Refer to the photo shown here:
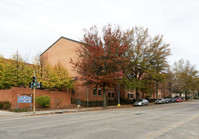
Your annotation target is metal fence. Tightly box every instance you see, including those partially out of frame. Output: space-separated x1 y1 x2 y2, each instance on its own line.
72 98 157 107
71 98 119 107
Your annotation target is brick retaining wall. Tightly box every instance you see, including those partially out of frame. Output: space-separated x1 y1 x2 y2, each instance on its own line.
0 87 71 109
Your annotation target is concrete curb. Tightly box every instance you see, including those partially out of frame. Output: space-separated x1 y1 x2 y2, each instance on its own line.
21 105 134 116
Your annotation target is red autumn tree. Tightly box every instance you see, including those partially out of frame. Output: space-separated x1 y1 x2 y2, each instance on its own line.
71 25 129 108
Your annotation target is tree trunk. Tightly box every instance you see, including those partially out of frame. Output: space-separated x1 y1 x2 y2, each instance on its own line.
156 81 159 99
103 84 107 109
185 90 188 100
142 91 145 99
136 87 139 99
169 88 171 98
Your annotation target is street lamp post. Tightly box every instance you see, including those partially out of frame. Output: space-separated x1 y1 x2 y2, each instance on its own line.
87 85 89 108
117 84 120 107
117 70 122 107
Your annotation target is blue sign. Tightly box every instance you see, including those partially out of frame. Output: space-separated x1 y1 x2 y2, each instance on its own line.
18 95 32 103
17 95 32 110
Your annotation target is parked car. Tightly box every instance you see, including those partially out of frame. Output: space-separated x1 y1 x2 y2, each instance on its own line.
134 99 149 106
171 98 177 103
164 98 172 103
155 98 166 104
176 97 183 102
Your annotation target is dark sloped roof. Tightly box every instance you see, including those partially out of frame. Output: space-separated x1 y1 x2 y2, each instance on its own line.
40 36 81 56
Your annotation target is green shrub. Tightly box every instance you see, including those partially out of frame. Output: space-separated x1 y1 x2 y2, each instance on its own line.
0 102 3 109
10 108 28 112
36 95 51 108
3 101 11 109
185 96 190 100
0 101 11 109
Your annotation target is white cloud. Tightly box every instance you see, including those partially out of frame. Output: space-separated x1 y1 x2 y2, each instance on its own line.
0 0 199 68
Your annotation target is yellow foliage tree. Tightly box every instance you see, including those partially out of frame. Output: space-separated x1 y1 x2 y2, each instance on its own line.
33 55 74 90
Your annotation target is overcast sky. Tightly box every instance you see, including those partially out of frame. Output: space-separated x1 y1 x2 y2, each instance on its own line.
0 0 199 68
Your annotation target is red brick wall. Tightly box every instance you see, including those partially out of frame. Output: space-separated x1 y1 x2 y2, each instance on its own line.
41 37 81 77
41 37 172 101
0 89 12 102
71 85 117 101
0 87 71 109
41 38 119 102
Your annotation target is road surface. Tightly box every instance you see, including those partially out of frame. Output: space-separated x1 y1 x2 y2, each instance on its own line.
0 100 199 139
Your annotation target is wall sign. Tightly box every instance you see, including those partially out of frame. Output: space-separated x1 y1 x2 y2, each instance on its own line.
17 95 32 110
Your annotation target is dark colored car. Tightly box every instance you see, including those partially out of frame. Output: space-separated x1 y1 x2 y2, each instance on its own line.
134 99 149 106
155 98 166 104
171 98 177 103
164 98 172 103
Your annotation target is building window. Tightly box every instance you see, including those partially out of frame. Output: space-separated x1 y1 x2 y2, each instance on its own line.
131 94 133 98
93 88 97 96
128 93 133 98
112 93 115 98
72 89 75 94
108 92 111 98
98 89 102 96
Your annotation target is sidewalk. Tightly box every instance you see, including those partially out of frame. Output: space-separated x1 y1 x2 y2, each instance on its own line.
14 100 198 116
0 110 22 117
1 101 194 117
20 104 133 116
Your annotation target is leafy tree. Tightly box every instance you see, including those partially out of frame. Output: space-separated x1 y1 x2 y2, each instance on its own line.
71 25 129 108
172 59 198 99
1 60 17 88
0 52 33 89
12 52 34 87
0 52 73 90
54 63 74 89
10 51 25 87
165 66 174 98
125 27 170 99
140 75 155 98
0 57 22 89
148 37 170 98
0 58 4 88
33 55 74 90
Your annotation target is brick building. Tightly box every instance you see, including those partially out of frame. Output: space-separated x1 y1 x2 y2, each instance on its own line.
41 37 171 102
41 37 117 102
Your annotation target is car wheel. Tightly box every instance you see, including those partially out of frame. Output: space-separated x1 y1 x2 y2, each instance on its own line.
142 103 144 106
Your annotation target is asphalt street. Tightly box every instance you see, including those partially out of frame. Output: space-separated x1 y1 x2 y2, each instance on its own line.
0 100 199 139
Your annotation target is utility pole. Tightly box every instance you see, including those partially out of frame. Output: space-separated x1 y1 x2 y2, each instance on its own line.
33 86 36 114
33 71 36 114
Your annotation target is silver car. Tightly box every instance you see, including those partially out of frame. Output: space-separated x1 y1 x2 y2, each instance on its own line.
134 99 149 106
155 98 166 104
